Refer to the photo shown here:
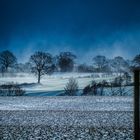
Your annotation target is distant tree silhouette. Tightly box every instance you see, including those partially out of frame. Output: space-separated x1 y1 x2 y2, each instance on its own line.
30 51 53 83
132 54 140 68
57 52 76 72
111 56 129 75
0 50 17 73
77 64 94 72
92 55 108 72
0 65 5 77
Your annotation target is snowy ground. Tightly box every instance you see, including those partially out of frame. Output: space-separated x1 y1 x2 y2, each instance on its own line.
0 96 134 139
0 96 133 111
0 73 134 139
0 72 133 96
0 72 117 91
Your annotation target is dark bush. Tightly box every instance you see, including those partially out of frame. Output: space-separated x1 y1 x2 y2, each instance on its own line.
83 85 91 95
82 80 109 96
0 83 25 96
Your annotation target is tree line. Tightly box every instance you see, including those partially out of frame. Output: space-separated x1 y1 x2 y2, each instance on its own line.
0 50 140 83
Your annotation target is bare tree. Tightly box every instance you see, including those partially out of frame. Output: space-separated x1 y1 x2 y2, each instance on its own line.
57 52 76 72
64 77 79 96
93 55 108 72
0 50 17 73
0 65 5 77
132 54 140 68
30 51 53 83
111 56 129 75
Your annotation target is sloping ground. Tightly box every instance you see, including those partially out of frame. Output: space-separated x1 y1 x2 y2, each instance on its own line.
0 72 117 92
0 97 134 139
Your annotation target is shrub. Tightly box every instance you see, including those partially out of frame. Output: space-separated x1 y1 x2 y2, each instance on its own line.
82 80 109 96
83 85 91 95
0 83 25 96
64 77 79 96
82 81 98 96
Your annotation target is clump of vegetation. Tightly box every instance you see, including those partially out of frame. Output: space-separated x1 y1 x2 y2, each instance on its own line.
82 71 133 96
0 83 25 96
82 80 108 96
110 73 132 96
64 77 79 96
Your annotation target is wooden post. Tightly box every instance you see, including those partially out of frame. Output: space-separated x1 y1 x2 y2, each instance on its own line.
134 69 139 140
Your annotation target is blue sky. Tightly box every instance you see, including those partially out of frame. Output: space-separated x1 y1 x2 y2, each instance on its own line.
0 0 140 63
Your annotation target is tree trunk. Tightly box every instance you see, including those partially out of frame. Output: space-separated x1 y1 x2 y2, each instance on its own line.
38 71 41 84
5 64 8 73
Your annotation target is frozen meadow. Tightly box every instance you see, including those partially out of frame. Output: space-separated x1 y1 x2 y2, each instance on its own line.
0 72 114 90
0 96 134 139
0 72 134 139
0 72 133 96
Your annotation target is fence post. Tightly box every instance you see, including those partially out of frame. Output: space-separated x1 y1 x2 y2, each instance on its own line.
134 69 139 140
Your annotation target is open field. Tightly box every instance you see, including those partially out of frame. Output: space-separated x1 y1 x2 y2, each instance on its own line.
0 96 134 139
0 72 134 96
0 72 116 91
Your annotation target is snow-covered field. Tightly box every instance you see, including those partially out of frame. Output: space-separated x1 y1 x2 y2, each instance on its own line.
0 72 131 96
0 72 116 91
0 96 134 139
0 96 133 111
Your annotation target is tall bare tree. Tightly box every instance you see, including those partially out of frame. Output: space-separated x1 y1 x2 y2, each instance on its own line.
57 52 76 72
30 51 53 83
0 50 17 73
93 55 108 72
